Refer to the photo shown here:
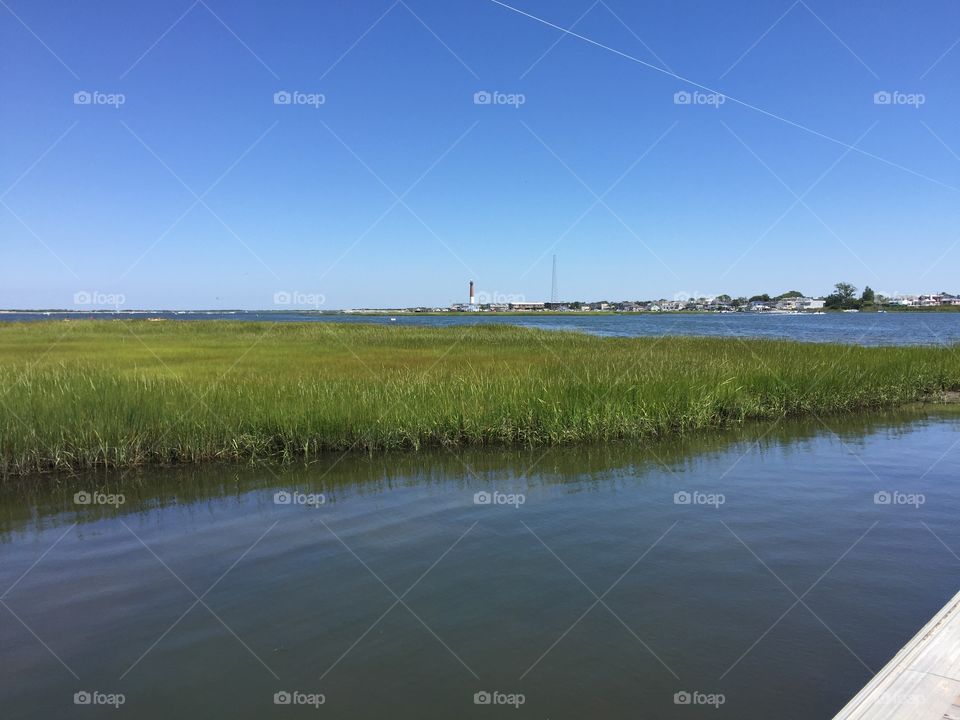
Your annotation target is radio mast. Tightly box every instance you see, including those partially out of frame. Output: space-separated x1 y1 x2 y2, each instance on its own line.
550 255 558 303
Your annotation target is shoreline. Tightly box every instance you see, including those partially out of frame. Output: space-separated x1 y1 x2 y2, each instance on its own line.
4 306 960 317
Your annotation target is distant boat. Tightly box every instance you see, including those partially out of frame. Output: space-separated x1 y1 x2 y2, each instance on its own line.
389 317 397 322
842 309 859 313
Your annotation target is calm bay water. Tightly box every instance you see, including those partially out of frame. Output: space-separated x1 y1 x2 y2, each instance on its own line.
4 310 960 345
2 410 959 719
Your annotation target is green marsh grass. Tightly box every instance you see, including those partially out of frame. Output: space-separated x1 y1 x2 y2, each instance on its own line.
1 320 958 477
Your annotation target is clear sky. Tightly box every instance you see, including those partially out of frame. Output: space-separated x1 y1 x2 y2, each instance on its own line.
3 0 960 309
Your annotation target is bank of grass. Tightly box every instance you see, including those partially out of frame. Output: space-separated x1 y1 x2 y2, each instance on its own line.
1 320 959 477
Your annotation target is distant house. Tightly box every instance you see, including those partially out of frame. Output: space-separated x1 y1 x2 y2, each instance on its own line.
889 293 959 307
705 298 731 311
509 302 546 311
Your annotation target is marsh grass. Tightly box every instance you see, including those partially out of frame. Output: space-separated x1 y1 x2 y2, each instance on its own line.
1 320 958 477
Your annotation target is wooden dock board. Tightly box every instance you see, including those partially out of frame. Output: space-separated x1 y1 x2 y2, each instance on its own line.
833 588 960 719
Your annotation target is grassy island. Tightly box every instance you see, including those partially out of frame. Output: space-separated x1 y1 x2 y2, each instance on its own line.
1 320 959 477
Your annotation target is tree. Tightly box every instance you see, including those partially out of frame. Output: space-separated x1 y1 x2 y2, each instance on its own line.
716 294 732 303
835 282 857 301
748 294 771 303
776 290 804 299
861 286 875 304
825 281 859 309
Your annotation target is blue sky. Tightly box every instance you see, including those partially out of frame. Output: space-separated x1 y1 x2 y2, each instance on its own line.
3 0 960 309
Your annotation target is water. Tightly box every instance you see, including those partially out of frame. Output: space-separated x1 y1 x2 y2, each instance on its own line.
2 410 959 719
3 310 960 346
